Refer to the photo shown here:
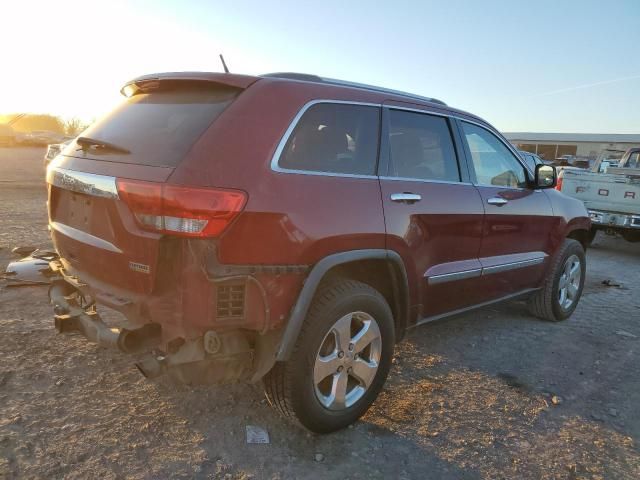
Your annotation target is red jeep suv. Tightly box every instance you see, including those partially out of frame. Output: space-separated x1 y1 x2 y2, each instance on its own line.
46 72 591 432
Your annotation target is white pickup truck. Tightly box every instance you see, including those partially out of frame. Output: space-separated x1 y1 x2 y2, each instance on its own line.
558 148 640 243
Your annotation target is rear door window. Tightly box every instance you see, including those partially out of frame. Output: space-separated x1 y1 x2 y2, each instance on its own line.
387 110 460 182
278 103 380 175
77 83 239 167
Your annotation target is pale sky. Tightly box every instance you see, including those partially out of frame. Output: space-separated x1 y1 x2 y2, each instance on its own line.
1 0 639 133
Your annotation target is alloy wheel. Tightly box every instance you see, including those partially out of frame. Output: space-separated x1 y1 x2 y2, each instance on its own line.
313 311 382 410
558 254 582 310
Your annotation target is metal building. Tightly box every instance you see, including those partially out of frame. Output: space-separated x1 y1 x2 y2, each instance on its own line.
503 132 640 162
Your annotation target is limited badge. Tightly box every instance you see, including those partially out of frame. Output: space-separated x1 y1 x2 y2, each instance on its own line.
129 261 150 274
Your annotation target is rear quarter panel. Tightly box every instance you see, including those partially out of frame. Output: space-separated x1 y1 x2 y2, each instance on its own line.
168 80 387 329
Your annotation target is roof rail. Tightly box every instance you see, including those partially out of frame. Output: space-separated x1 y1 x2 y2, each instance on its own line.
261 72 447 106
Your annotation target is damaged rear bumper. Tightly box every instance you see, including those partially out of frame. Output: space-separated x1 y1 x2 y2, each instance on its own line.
49 279 162 353
48 270 264 385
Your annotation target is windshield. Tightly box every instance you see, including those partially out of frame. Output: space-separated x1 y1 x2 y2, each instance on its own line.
77 83 239 167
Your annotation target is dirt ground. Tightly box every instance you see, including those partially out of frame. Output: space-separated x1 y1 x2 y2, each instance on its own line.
1 147 639 479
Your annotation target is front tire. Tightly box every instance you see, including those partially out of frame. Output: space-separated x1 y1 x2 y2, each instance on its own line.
528 238 586 322
264 279 395 433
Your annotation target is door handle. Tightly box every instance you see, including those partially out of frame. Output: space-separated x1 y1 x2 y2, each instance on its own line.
391 193 422 204
487 197 508 206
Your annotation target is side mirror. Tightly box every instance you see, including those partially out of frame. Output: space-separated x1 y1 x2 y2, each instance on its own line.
534 164 556 189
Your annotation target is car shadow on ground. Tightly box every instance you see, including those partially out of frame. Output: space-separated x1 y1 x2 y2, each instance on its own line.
153 297 639 479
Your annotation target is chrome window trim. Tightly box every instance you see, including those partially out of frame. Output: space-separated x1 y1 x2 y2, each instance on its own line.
384 105 534 187
46 166 119 199
269 99 533 186
379 176 472 186
270 99 382 179
49 221 123 254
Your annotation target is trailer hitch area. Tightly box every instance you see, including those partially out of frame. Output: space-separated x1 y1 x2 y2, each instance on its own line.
135 330 254 384
48 279 161 354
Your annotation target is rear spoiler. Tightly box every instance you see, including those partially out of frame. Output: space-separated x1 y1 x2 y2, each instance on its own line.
120 72 260 97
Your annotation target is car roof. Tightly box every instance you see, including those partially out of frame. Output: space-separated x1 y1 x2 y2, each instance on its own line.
261 72 447 106
121 71 489 126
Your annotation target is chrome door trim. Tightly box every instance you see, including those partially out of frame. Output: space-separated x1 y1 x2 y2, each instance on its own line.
481 257 545 275
428 268 482 285
49 221 123 253
270 99 382 179
47 166 119 199
426 254 547 285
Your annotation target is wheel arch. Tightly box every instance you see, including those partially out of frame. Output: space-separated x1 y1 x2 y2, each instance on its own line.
567 227 592 251
276 249 409 361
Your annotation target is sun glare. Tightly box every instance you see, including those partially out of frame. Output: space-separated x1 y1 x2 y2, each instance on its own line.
0 0 250 123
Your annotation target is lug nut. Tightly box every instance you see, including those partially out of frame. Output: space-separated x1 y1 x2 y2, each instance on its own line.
338 351 345 358
348 343 354 351
337 366 344 373
347 367 353 374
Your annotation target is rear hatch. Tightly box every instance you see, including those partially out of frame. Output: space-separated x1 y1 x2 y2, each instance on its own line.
47 74 254 295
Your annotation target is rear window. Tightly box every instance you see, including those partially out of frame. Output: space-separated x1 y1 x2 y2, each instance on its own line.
77 83 239 167
278 103 380 175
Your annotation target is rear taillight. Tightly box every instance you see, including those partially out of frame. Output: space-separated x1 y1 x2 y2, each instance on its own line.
116 179 247 237
555 175 563 191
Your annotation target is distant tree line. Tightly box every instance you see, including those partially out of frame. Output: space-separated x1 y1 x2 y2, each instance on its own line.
0 113 90 136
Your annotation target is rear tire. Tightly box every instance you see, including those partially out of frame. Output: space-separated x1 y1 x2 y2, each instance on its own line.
263 279 395 433
622 230 640 243
528 238 586 322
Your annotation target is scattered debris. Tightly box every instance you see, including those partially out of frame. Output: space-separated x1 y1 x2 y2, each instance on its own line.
608 408 618 417
601 279 622 287
616 330 638 339
314 453 325 462
11 245 38 257
2 249 59 287
245 425 270 444
551 395 563 405
591 413 604 422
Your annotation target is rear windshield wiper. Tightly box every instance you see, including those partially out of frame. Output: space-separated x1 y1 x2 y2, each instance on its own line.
76 136 131 154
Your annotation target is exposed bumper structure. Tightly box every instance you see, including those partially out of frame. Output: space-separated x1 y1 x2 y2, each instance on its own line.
49 279 162 354
48 272 259 385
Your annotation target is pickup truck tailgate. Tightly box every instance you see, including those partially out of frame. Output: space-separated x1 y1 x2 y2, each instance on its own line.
561 170 640 215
